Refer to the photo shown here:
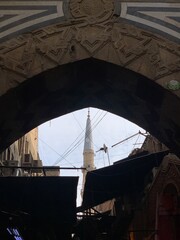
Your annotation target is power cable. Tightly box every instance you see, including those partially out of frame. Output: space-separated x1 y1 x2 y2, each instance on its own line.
53 110 108 166
60 111 108 163
53 110 102 165
132 134 140 151
61 111 107 161
72 112 83 130
39 137 76 168
53 109 103 165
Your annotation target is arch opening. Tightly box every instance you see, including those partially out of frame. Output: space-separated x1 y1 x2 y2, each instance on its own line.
0 58 180 155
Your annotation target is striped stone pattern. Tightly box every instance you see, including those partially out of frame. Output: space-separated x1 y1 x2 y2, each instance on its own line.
119 3 180 42
0 1 64 42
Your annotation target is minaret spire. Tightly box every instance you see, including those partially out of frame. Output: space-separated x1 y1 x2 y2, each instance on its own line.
83 108 94 153
81 108 95 198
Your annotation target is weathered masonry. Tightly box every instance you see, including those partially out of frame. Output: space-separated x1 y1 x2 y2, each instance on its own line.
0 0 179 155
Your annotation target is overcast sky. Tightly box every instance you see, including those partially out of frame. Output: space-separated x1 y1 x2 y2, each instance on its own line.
38 107 146 205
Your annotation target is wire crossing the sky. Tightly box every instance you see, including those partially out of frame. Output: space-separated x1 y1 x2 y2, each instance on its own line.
53 110 108 166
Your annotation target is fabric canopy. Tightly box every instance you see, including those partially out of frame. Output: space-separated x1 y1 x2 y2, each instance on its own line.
81 151 169 210
0 176 78 226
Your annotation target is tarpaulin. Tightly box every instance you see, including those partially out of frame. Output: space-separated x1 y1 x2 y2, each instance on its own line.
0 176 78 226
81 151 169 210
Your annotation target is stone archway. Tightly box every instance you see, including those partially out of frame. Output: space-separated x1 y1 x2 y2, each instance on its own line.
0 1 179 98
0 21 179 98
0 58 180 156
0 0 179 154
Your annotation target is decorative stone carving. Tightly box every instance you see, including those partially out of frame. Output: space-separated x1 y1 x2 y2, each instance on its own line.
70 0 114 23
75 24 111 55
118 2 180 43
0 17 179 97
0 1 65 43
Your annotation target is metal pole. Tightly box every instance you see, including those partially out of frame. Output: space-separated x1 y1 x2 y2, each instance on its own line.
0 166 86 170
155 193 159 240
111 132 140 148
107 148 110 166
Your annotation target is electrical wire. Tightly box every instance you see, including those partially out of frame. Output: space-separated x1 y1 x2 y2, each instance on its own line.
72 112 83 130
53 110 108 166
60 111 107 163
132 134 140 152
60 111 107 162
39 137 76 167
53 110 102 165
53 109 103 165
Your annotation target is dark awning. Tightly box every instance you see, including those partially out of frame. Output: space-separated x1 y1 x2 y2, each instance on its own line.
81 151 169 210
0 176 78 227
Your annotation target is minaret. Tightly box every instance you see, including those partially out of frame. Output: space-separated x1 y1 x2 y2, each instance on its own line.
81 108 95 197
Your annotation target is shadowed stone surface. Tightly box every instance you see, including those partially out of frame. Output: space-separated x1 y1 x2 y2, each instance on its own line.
0 0 179 156
0 59 180 156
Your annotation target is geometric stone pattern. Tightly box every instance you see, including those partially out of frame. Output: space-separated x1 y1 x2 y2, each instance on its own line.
0 19 179 96
0 1 179 43
0 1 65 42
118 2 180 43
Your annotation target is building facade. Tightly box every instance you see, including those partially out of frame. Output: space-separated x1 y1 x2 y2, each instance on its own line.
0 128 42 176
128 153 180 240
